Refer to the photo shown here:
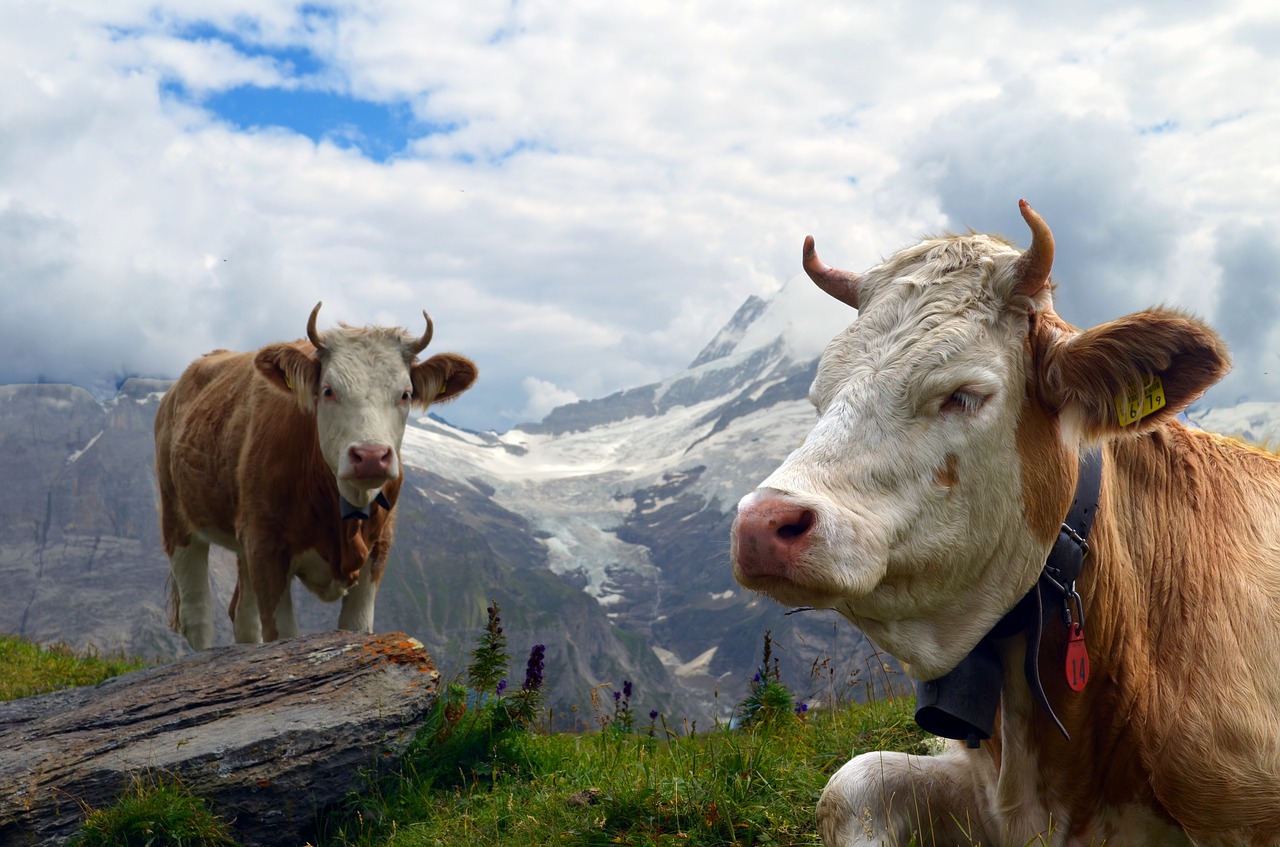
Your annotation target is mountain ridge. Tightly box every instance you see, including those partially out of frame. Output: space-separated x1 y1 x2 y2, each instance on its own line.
3 277 1276 721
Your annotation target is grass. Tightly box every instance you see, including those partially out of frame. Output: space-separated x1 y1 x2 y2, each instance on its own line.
0 634 150 701
0 621 930 847
314 694 925 847
66 774 241 847
313 621 929 847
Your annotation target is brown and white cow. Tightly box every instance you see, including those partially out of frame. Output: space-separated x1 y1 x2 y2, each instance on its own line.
730 201 1280 845
155 303 476 649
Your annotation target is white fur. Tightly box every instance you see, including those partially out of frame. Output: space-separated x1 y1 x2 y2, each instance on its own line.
314 330 414 507
742 245 1052 679
170 542 215 650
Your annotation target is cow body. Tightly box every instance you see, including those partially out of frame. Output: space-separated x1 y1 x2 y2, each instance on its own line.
155 304 476 649
731 202 1280 845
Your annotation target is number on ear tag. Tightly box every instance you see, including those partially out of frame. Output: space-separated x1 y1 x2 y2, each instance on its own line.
1065 623 1090 692
1114 375 1166 426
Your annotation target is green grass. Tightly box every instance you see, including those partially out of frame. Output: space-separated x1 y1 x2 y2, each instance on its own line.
0 634 150 701
314 693 927 847
67 773 242 847
0 629 931 847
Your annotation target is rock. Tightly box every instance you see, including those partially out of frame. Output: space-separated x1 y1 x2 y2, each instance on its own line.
0 631 439 847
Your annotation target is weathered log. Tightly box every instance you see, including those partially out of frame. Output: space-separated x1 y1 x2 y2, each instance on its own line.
0 631 439 847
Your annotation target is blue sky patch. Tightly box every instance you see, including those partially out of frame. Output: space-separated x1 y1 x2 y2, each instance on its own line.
156 17 460 162
197 85 446 161
161 14 455 161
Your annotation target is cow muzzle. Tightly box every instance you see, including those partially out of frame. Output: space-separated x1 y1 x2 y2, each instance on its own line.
732 488 817 585
341 441 398 485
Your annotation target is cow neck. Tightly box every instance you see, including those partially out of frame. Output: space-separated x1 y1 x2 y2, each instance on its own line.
913 447 1103 748
340 489 393 521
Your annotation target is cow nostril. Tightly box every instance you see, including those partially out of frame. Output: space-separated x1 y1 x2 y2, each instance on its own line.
776 509 815 540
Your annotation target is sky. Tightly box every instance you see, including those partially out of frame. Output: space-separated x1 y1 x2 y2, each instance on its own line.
1 1 1277 432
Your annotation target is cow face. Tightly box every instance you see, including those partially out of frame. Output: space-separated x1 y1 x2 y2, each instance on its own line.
255 304 477 507
731 202 1228 680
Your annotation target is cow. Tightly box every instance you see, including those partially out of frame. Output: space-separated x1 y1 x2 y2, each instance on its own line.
155 303 477 650
729 200 1280 845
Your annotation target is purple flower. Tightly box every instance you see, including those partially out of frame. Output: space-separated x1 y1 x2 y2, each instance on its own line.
649 709 659 721
623 680 632 699
496 678 507 696
522 644 546 692
795 702 808 714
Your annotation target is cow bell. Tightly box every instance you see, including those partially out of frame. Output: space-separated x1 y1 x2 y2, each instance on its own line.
913 638 1002 749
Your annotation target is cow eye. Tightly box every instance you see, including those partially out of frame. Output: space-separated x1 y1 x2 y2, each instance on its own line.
940 390 985 415
321 385 336 401
400 388 412 402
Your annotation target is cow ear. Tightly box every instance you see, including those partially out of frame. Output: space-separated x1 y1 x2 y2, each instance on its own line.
410 353 478 408
1037 308 1230 440
255 343 321 412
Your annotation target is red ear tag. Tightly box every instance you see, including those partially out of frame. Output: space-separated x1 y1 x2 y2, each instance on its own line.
1065 622 1089 692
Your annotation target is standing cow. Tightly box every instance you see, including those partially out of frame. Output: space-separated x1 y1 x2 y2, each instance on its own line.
730 201 1280 845
155 303 476 649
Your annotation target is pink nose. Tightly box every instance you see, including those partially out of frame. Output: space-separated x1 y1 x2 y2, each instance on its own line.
347 443 394 478
732 491 816 580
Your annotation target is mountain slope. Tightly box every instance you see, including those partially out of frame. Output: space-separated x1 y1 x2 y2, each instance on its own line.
4 274 1276 722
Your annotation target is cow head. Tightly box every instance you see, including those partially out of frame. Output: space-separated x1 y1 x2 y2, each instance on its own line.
254 303 478 507
731 201 1228 680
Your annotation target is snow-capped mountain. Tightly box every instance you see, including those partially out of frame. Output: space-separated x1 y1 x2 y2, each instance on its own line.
392 274 879 713
4 273 1277 722
1185 403 1280 445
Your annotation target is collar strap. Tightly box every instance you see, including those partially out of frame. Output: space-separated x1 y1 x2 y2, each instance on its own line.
1043 447 1103 599
1024 446 1103 740
340 490 393 520
915 447 1103 746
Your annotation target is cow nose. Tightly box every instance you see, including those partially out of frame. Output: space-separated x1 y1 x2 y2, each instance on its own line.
347 443 394 478
733 491 816 580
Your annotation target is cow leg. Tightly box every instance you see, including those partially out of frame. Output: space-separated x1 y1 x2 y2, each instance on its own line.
231 554 263 643
246 542 292 642
336 561 379 632
274 578 299 639
817 746 998 847
169 541 215 650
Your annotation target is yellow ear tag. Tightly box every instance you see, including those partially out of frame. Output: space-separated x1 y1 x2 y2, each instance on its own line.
1115 375 1166 426
285 375 293 390
437 382 448 396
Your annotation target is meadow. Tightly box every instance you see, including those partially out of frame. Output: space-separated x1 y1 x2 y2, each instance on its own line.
1 607 928 847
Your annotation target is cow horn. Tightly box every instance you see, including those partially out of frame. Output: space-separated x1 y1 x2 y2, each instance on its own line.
407 310 434 357
307 302 326 351
1013 199 1054 297
803 236 861 309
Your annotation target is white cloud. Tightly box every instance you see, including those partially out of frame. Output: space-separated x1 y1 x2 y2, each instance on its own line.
0 0 1277 430
516 376 581 424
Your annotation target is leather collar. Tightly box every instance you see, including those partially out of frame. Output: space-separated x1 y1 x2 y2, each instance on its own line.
340 489 394 520
914 448 1103 746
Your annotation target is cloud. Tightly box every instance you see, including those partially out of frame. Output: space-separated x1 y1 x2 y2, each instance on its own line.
514 377 582 424
883 80 1181 330
1206 225 1280 405
0 1 1277 430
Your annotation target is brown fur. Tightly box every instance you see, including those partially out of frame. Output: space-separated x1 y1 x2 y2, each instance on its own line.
999 305 1280 840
